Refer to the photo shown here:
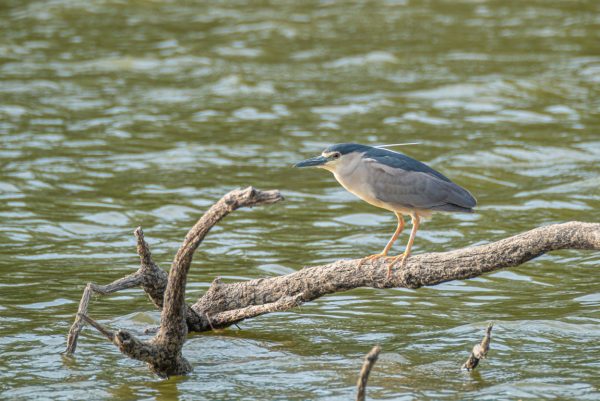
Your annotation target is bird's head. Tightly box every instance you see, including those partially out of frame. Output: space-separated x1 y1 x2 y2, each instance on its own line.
294 143 369 172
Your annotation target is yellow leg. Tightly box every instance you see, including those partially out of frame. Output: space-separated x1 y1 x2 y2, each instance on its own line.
388 213 420 277
359 213 405 266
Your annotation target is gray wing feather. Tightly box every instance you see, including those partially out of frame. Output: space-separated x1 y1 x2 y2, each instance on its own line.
365 160 476 211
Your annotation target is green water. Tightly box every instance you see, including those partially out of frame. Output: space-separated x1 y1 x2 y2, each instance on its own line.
1 1 599 400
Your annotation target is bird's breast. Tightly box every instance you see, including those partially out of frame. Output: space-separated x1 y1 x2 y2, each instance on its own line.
333 169 392 211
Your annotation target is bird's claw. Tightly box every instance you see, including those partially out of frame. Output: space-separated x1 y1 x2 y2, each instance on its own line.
359 250 411 279
358 253 389 268
386 252 410 279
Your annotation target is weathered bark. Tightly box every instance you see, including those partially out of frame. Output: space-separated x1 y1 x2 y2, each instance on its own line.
65 274 142 355
462 323 493 371
189 221 599 328
64 185 599 377
65 227 166 355
68 187 283 377
356 345 381 401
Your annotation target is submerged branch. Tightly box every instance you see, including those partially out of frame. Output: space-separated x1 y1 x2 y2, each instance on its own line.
70 187 284 377
65 274 142 355
462 323 493 371
356 345 381 401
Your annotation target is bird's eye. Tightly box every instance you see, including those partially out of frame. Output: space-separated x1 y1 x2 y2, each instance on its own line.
332 153 341 159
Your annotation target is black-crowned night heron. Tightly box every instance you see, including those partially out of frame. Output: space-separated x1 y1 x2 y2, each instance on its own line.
294 143 476 277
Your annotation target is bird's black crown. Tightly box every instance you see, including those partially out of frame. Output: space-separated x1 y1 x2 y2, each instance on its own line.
323 143 372 155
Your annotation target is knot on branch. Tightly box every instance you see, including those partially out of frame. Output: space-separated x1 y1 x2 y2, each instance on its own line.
210 277 223 292
397 267 422 289
114 329 135 350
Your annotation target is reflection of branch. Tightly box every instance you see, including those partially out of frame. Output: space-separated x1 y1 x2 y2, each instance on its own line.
356 346 381 401
462 323 493 371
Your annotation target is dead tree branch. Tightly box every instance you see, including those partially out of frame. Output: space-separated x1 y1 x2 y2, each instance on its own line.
69 187 283 377
65 227 168 355
64 184 599 376
356 345 381 401
65 274 143 355
190 221 599 329
462 323 493 371
65 187 283 355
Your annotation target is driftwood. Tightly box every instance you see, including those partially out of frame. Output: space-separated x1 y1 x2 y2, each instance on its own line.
462 323 493 371
66 187 283 377
64 186 600 377
356 346 381 401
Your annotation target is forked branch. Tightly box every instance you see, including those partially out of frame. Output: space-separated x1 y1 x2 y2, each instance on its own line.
65 185 599 377
70 187 283 377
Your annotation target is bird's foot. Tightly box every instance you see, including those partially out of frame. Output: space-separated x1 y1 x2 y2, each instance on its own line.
386 251 411 278
358 253 389 268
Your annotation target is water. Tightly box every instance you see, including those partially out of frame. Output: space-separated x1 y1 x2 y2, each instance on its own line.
1 0 599 399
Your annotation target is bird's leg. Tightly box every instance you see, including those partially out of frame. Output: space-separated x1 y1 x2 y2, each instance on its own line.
359 213 404 266
388 213 420 277
382 212 405 256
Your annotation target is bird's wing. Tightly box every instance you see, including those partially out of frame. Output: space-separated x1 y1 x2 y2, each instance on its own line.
364 159 476 211
365 147 452 183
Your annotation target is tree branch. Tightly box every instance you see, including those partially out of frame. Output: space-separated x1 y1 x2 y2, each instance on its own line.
64 274 142 355
191 222 600 328
135 227 169 309
64 185 598 378
207 293 304 329
72 187 284 377
64 226 167 355
64 188 283 355
462 323 493 371
155 187 283 349
356 345 381 401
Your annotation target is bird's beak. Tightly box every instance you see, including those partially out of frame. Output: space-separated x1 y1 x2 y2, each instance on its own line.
294 155 328 168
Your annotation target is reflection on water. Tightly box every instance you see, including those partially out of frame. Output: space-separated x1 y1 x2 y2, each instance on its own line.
1 0 599 400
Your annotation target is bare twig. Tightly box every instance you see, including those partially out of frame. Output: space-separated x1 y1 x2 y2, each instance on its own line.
357 346 381 401
207 293 304 329
65 226 167 355
78 313 115 341
65 274 142 355
462 323 493 371
135 227 169 309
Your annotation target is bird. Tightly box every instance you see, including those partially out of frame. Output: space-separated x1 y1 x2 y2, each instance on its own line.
294 143 476 277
